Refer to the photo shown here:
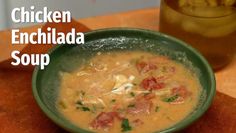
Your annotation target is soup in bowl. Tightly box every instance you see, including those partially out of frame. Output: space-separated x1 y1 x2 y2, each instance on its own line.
32 28 215 133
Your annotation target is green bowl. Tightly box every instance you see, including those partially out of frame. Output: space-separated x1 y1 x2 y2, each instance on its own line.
32 28 216 133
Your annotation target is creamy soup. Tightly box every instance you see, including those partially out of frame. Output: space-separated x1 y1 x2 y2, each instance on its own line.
57 51 202 133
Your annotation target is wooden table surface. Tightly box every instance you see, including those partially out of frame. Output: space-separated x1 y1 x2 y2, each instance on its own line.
0 7 236 133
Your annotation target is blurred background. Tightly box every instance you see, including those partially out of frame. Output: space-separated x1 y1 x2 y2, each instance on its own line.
0 0 160 30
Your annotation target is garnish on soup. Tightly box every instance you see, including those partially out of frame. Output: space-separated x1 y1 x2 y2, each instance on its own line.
57 51 202 133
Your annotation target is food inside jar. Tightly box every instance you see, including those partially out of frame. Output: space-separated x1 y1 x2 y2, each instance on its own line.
160 0 236 70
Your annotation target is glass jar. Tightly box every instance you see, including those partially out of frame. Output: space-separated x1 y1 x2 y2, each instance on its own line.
159 0 236 71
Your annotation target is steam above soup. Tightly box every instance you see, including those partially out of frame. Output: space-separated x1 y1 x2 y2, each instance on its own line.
57 51 202 133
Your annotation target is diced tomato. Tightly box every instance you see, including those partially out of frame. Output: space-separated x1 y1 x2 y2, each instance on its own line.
127 93 154 115
90 112 123 129
90 112 114 129
136 61 157 74
127 99 153 115
171 86 191 99
140 76 165 91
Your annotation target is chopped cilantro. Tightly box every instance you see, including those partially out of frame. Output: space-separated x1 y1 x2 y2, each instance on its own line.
121 119 132 132
58 101 66 109
111 99 116 103
80 91 86 96
155 106 160 112
81 107 90 111
127 104 135 108
163 95 179 102
130 92 135 97
76 106 90 111
75 100 90 112
76 100 83 106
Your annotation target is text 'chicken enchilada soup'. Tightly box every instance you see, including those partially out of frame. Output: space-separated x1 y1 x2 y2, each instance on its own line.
57 51 202 133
